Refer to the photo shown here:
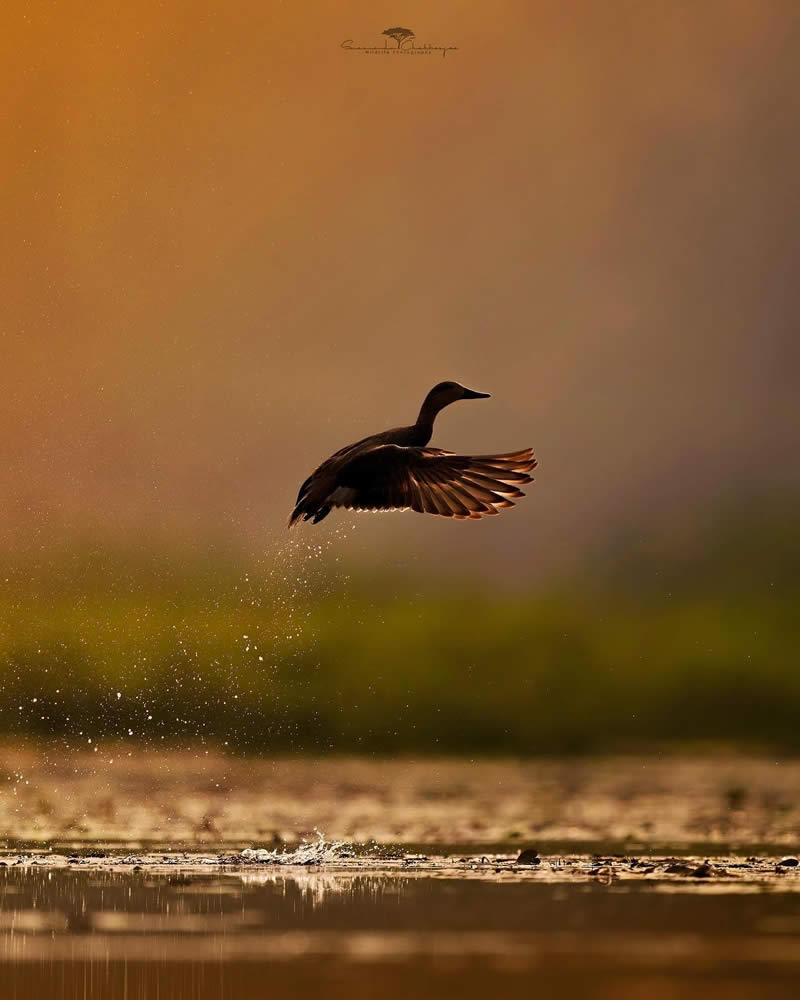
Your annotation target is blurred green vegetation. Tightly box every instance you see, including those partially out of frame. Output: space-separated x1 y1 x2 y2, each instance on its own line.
0 497 797 754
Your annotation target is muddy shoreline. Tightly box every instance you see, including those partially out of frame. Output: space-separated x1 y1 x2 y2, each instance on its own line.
4 848 800 888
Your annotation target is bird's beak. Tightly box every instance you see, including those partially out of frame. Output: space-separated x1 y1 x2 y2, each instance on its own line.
462 387 491 399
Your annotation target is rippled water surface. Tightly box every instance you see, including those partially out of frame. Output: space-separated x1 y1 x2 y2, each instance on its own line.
3 753 800 997
3 857 800 999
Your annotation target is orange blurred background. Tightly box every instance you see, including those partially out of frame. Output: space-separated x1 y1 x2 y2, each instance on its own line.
3 0 799 580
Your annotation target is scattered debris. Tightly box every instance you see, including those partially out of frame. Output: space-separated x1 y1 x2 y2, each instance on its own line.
664 862 695 876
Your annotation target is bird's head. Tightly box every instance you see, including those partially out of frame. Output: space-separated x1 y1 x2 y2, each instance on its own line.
426 381 491 408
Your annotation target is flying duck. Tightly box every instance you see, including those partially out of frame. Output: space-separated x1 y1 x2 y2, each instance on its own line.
289 381 536 527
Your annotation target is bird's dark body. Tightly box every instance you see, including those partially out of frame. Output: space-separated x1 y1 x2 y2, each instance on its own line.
294 425 427 503
289 382 536 527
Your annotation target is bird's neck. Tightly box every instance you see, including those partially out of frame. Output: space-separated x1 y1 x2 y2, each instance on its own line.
410 419 434 446
415 396 446 434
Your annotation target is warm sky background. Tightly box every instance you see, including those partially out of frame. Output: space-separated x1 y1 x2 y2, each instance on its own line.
3 1 799 580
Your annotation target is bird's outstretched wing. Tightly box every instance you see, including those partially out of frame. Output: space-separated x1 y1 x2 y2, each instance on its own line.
336 446 537 519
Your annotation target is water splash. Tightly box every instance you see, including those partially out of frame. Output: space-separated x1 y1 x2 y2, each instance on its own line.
229 830 357 866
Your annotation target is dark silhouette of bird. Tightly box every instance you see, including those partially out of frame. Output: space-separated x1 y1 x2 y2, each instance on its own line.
289 382 536 527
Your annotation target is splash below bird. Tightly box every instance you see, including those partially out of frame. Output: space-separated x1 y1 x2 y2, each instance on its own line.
289 382 537 527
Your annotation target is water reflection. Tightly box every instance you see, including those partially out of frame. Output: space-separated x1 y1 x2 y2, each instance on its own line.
2 866 800 999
